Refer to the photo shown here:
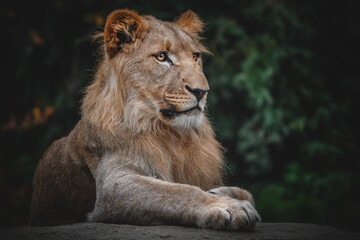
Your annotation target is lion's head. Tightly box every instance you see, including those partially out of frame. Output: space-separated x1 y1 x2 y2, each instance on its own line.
83 10 212 133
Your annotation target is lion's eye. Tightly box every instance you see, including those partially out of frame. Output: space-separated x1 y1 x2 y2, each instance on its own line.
193 52 201 62
153 52 173 65
154 52 168 62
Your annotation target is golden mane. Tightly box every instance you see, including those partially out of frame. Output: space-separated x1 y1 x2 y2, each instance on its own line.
81 55 224 189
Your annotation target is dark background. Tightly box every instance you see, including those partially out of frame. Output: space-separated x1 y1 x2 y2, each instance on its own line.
1 0 360 232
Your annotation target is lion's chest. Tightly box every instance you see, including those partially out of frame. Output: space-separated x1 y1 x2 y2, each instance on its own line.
132 129 223 190
149 139 222 190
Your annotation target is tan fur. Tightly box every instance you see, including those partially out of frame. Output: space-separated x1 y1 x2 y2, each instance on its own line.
30 9 260 230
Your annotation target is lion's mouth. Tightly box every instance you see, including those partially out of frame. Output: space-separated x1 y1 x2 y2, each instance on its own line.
160 105 201 118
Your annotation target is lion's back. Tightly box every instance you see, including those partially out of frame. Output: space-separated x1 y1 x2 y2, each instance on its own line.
29 137 96 226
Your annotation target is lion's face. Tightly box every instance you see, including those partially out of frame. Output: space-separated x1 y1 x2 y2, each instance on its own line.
130 18 209 129
104 10 210 130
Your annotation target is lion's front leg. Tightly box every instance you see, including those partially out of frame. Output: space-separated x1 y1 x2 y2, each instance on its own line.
88 157 260 230
207 186 256 207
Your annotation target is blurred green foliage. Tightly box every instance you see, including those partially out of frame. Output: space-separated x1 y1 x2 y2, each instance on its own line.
1 0 360 232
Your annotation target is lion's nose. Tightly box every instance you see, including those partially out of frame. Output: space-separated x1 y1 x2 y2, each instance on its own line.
185 85 208 101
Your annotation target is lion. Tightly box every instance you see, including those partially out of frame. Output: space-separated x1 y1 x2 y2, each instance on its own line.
29 9 260 230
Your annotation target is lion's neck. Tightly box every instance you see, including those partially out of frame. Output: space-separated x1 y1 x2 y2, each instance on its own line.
82 62 125 135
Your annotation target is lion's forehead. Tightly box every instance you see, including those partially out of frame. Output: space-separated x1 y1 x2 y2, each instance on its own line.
142 19 197 54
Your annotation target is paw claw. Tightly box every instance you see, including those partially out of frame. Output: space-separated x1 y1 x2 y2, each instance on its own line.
225 209 231 229
241 207 250 225
255 211 262 223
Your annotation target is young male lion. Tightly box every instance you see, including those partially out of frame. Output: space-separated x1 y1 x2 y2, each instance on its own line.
30 9 260 230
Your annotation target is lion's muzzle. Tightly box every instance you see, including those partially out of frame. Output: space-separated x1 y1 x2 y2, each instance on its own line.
162 85 208 119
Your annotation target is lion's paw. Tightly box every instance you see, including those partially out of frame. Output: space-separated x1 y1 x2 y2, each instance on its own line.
198 198 261 231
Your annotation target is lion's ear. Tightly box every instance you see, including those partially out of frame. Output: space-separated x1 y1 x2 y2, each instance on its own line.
175 10 204 39
104 9 147 58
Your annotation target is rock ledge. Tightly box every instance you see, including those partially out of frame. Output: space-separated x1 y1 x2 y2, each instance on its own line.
1 222 359 240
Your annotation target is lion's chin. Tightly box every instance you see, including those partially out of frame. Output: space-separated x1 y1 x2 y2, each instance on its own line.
169 110 204 129
159 105 205 129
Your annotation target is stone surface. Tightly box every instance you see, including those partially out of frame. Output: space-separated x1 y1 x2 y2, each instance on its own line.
1 222 359 240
